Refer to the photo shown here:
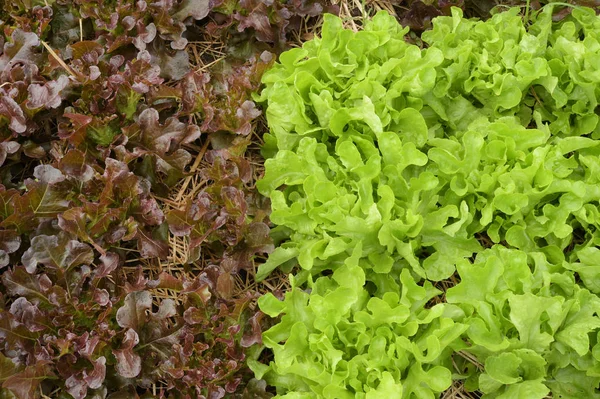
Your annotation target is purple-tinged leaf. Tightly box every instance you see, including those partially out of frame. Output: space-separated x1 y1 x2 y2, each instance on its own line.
181 71 209 114
152 298 177 320
22 141 45 159
166 207 195 236
95 252 119 279
7 177 71 223
58 150 94 182
116 291 152 330
0 96 27 134
21 234 94 273
88 65 101 80
93 288 110 306
0 311 38 347
147 39 190 81
0 251 8 269
69 41 103 60
33 164 65 184
401 0 443 32
26 74 70 110
9 297 46 332
140 301 185 362
84 356 106 389
133 22 157 51
133 108 200 154
49 5 81 49
235 101 261 136
71 332 101 358
221 186 246 225
138 198 165 226
0 141 20 168
64 356 106 399
182 276 212 304
123 267 149 294
216 272 234 299
155 149 193 183
0 230 21 269
135 228 169 259
234 0 277 43
2 362 52 399
208 386 226 399
287 0 326 16
172 0 211 22
1 266 51 304
113 329 141 378
57 209 104 253
183 306 205 325
147 272 183 291
65 375 87 399
0 29 40 73
240 312 262 348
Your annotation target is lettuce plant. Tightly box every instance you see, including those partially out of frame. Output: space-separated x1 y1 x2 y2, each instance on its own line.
446 245 600 398
252 245 468 398
0 0 290 397
422 6 600 138
254 6 600 398
256 6 600 280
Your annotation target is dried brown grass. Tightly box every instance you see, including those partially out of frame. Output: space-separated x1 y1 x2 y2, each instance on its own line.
442 382 482 399
291 0 400 40
187 28 227 72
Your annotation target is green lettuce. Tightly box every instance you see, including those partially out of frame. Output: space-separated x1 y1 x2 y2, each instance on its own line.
252 245 467 398
256 7 600 282
447 245 600 398
254 6 600 398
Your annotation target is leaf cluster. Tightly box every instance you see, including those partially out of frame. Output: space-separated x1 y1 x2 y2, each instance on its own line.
254 6 600 398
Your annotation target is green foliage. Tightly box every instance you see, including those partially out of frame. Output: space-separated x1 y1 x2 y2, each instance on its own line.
252 245 466 398
254 6 600 398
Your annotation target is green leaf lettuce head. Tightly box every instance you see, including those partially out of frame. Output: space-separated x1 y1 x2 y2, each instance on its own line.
255 244 600 398
256 7 600 282
251 245 468 398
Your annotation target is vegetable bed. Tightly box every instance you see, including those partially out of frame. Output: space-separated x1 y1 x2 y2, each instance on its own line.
2 1 600 399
